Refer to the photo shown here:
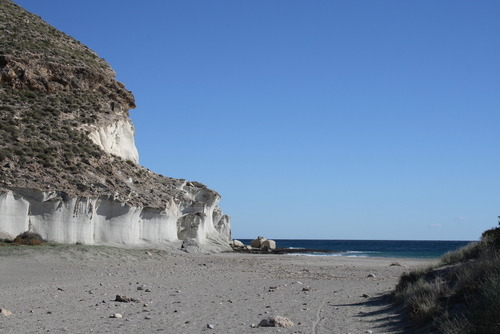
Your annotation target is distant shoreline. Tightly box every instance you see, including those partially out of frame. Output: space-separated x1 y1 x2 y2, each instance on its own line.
235 239 472 259
232 246 342 255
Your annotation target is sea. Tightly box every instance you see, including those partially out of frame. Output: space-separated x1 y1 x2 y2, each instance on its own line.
238 239 473 259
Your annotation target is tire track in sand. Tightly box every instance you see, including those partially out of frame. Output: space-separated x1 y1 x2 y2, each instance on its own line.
312 297 327 334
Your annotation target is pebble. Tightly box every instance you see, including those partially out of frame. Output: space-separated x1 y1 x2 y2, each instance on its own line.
110 313 122 318
258 316 294 327
0 309 13 316
115 295 139 303
207 324 214 329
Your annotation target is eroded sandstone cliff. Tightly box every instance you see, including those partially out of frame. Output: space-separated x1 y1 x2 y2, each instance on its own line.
0 0 231 251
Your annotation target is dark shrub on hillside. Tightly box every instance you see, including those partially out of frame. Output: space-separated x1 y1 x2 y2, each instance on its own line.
482 227 500 248
13 231 45 245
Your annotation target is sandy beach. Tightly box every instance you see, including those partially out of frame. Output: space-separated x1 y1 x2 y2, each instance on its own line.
0 245 435 334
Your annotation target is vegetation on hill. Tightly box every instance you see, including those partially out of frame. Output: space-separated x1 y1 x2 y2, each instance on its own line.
0 0 108 71
394 222 500 333
0 0 196 207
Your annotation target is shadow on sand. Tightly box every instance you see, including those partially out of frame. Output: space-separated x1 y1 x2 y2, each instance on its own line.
333 294 427 334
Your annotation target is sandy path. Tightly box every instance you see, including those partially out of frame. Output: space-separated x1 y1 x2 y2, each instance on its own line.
0 245 435 333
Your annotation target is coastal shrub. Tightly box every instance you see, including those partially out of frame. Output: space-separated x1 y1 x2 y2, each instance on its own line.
395 264 435 291
473 272 500 333
440 241 483 265
394 276 447 324
0 105 14 111
394 224 500 333
22 90 38 99
438 313 472 334
13 231 45 245
481 226 500 248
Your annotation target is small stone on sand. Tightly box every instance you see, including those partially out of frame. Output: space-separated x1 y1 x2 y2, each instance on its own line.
0 309 13 316
258 316 294 327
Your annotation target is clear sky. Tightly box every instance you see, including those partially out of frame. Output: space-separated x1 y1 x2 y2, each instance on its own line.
14 0 500 241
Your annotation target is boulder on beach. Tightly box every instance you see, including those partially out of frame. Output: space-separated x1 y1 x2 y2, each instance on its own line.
251 236 266 248
230 240 245 248
249 236 277 251
261 239 276 250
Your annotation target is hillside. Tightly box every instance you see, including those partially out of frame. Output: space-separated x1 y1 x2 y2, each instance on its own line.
0 0 231 250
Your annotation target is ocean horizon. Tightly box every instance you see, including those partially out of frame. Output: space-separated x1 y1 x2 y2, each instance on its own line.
237 239 473 259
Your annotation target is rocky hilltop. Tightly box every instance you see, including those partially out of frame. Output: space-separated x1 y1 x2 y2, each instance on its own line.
0 0 231 251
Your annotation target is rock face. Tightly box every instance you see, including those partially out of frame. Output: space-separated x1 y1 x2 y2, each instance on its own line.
0 0 230 251
87 119 139 164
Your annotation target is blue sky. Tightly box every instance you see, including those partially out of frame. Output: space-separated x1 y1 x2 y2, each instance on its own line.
15 0 500 240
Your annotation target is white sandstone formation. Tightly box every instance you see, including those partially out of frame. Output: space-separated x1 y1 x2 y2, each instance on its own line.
0 186 231 252
261 239 276 250
230 239 245 248
251 236 267 248
87 119 139 164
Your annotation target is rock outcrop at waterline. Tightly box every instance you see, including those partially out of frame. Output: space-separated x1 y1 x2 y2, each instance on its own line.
0 0 231 251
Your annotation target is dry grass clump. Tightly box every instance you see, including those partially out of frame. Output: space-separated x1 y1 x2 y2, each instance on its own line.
12 231 45 245
439 241 483 265
395 278 442 322
394 226 500 334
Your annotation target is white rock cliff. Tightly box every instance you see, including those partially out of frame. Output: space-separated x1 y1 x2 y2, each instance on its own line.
87 119 140 164
0 183 231 252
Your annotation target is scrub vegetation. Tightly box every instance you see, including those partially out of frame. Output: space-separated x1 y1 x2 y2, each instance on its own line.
0 0 187 207
394 222 500 333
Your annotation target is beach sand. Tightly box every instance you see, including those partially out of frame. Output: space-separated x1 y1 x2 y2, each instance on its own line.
0 245 435 333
